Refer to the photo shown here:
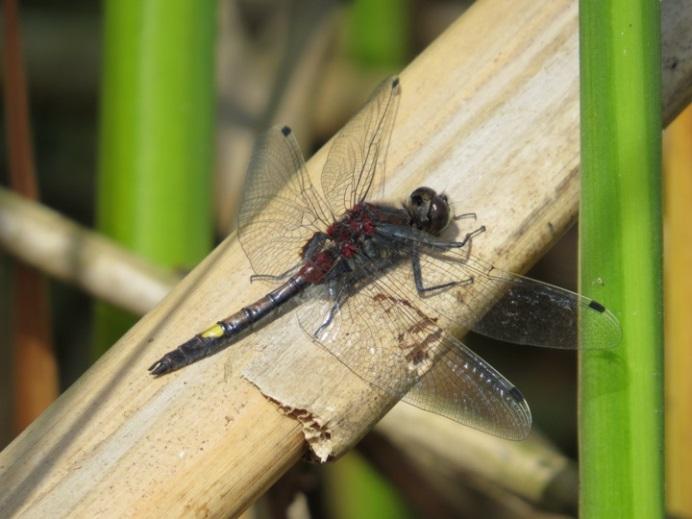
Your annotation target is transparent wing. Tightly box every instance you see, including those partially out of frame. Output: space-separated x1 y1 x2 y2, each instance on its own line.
404 248 622 350
296 256 532 439
320 77 401 215
466 258 622 348
295 228 620 437
404 344 531 440
238 126 333 277
368 224 621 349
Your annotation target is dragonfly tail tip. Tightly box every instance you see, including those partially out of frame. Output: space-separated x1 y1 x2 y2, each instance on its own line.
148 359 170 376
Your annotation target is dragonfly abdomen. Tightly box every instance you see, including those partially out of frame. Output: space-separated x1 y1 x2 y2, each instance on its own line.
149 275 308 375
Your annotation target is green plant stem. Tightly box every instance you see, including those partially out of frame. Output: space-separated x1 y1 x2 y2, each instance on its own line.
579 1 664 517
349 0 409 67
95 0 216 354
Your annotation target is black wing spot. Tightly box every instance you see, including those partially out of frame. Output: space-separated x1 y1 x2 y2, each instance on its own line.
281 126 292 136
392 77 400 88
508 386 524 403
588 300 606 313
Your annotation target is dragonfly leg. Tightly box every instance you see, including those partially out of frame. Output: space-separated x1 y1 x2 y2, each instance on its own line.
313 279 346 338
409 224 485 254
314 303 338 338
453 211 477 222
412 249 474 296
250 264 299 283
376 223 485 252
450 225 486 248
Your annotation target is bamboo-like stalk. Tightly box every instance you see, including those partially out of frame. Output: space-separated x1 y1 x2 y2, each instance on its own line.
375 405 580 514
0 187 177 315
0 1 690 517
579 0 664 516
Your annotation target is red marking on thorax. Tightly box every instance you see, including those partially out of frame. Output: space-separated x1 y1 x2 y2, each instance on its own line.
299 250 335 283
305 203 383 279
362 219 375 235
327 203 378 253
341 243 358 258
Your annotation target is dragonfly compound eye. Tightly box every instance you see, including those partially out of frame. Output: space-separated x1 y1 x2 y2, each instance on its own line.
407 187 450 235
427 194 451 235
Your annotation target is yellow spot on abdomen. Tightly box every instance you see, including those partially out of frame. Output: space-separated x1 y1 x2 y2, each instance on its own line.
201 323 224 339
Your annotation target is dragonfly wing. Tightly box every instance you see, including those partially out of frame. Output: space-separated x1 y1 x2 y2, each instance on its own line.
465 258 622 349
238 126 333 277
404 340 531 439
296 255 532 439
320 77 401 214
370 231 621 350
297 271 422 398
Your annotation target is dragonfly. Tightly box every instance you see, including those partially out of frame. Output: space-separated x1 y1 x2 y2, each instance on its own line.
149 77 620 440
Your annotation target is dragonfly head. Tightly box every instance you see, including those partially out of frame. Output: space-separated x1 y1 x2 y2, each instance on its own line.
405 187 452 235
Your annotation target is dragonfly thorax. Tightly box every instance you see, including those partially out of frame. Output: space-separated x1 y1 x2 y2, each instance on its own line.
326 203 378 259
